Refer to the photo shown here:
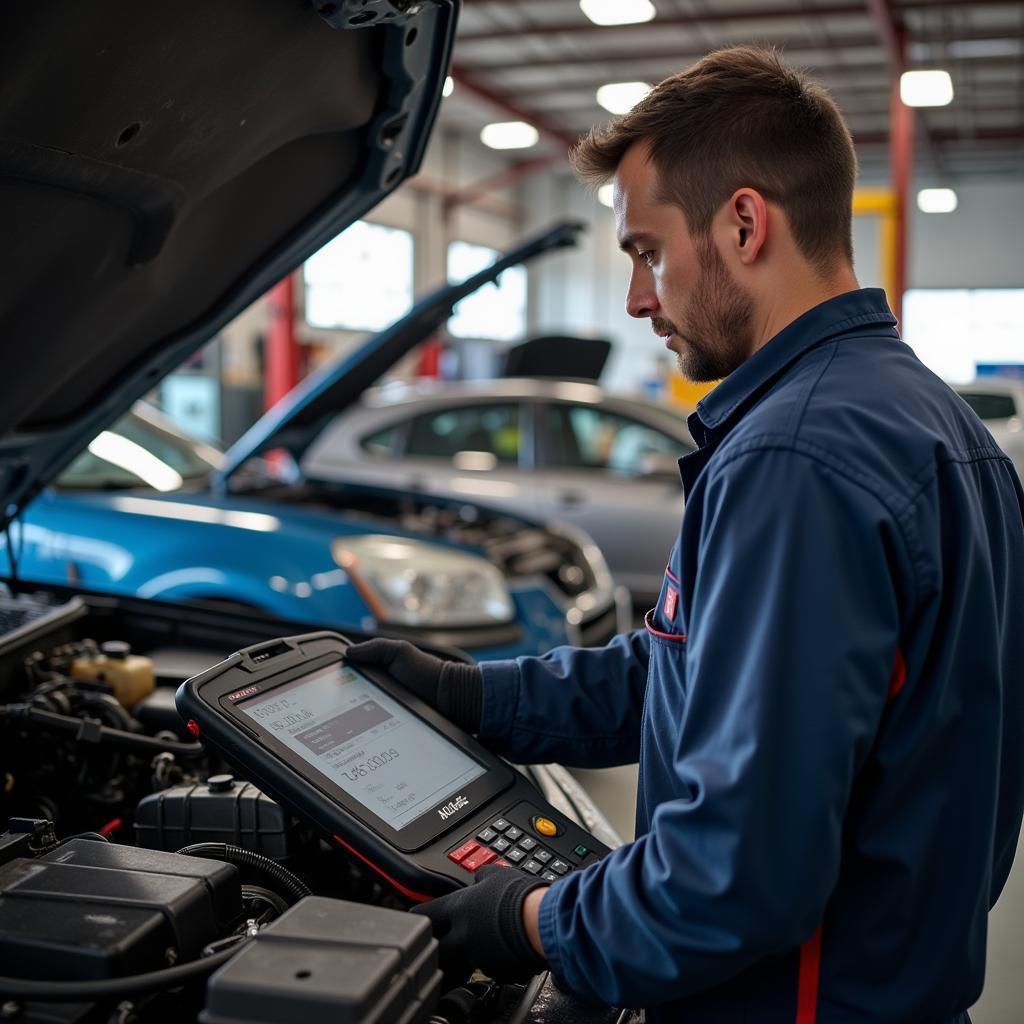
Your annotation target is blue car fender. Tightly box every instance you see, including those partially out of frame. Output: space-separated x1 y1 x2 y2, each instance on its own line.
16 493 366 623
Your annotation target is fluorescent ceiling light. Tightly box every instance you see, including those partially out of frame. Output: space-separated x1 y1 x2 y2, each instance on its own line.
442 76 454 98
596 81 651 115
480 121 539 150
580 0 655 26
917 188 958 214
597 183 615 207
900 69 954 107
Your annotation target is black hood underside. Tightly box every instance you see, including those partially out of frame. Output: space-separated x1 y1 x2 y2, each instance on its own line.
0 0 457 526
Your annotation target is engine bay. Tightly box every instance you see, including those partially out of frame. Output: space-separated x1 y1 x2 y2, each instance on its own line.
0 586 634 1024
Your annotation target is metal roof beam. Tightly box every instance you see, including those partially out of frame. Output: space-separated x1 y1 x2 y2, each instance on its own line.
529 92 1023 118
461 35 885 75
456 27 1024 75
864 0 947 177
458 3 866 43
441 155 562 214
457 0 1023 43
853 127 1024 145
449 64 580 153
496 56 1023 97
865 0 905 70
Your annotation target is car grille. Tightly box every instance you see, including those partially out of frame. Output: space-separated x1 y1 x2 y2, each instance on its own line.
282 487 601 602
481 527 598 600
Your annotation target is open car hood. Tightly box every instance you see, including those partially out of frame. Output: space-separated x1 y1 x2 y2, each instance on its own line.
213 219 585 488
0 0 459 530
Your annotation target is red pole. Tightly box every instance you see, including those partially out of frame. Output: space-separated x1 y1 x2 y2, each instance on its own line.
265 274 299 411
888 25 913 329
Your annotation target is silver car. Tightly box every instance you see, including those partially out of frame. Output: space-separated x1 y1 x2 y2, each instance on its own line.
302 379 696 607
953 379 1024 480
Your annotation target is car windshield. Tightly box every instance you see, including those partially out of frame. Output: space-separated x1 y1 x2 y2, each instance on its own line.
57 407 222 491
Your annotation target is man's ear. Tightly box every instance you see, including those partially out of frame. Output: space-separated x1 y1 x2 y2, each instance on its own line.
728 188 768 265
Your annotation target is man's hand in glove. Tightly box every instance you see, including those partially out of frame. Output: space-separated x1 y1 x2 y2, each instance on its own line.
344 638 483 734
412 864 549 983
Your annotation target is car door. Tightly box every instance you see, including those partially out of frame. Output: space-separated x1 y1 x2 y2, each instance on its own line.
532 400 688 606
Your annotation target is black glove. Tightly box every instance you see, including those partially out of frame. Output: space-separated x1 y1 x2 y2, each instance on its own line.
411 865 548 983
344 638 484 734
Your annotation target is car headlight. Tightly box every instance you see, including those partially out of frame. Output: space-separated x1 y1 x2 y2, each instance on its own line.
333 535 515 628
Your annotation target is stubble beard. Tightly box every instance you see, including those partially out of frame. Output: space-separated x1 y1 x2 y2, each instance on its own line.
668 237 756 384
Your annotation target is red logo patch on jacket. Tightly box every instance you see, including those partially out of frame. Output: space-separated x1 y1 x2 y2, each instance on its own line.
663 586 679 621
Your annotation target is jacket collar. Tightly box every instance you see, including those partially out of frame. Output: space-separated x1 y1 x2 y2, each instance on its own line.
687 287 898 447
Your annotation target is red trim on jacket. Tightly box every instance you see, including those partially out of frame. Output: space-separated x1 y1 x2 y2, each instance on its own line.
796 925 823 1023
665 564 681 586
887 649 907 700
644 608 687 642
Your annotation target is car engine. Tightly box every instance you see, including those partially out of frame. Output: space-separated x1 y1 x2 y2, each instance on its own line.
0 609 634 1024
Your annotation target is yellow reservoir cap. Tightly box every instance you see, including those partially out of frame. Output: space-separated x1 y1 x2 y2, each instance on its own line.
70 647 156 709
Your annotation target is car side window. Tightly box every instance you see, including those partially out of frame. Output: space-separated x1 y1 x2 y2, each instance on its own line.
959 392 1017 421
361 425 400 456
405 404 520 463
544 404 682 474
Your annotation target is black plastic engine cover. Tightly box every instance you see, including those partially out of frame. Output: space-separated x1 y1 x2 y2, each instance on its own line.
0 839 241 980
201 896 441 1024
135 776 296 859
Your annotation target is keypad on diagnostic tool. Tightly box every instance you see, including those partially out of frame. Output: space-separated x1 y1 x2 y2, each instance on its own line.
447 813 582 878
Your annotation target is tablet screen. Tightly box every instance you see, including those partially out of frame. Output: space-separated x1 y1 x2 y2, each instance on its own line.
237 661 486 831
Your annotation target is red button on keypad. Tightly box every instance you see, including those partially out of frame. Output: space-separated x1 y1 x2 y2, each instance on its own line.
461 846 498 872
448 840 479 864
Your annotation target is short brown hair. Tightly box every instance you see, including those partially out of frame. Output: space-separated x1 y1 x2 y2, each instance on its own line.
571 46 857 275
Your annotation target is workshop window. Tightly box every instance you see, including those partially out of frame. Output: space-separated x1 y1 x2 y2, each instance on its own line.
446 241 527 341
903 288 1024 384
304 221 414 331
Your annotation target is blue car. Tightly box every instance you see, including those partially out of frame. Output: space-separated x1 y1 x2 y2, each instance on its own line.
10 222 624 661
14 401 622 661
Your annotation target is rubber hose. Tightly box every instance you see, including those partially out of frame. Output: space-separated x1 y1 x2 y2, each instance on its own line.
0 704 205 759
175 842 311 904
0 941 247 1001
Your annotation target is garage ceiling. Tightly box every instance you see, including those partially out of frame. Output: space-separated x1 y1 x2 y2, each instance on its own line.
438 0 1024 181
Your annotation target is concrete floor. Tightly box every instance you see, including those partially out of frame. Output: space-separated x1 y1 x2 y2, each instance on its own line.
570 765 1022 1021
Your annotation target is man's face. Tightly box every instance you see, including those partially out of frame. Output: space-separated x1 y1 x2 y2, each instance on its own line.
614 143 755 383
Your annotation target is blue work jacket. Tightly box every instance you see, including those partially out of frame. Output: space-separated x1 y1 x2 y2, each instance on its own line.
478 289 1024 1023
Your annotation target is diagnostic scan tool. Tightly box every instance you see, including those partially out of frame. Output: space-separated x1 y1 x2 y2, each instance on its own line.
176 632 608 900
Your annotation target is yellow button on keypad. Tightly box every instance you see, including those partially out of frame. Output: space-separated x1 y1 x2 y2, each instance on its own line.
533 816 559 838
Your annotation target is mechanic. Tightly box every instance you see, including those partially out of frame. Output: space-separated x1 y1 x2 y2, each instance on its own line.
347 46 1024 1023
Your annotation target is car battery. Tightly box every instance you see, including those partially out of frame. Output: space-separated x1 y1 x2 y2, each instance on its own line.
135 775 297 859
0 839 241 980
201 896 441 1024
